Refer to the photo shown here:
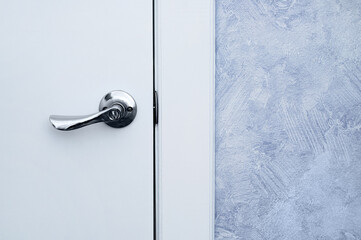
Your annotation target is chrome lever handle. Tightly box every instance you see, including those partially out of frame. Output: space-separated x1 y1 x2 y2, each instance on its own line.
49 90 137 131
50 105 124 131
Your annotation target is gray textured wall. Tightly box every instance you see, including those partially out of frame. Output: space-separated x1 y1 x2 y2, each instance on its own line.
215 1 361 239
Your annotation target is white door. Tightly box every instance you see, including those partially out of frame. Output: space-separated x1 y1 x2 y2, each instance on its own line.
0 0 154 239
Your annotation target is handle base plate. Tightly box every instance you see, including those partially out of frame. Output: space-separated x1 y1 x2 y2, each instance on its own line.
99 90 137 128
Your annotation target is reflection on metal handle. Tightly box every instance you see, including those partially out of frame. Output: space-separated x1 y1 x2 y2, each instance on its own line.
49 90 137 131
49 105 124 131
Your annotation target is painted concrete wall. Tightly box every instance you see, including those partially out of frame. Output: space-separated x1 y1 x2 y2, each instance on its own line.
215 1 361 239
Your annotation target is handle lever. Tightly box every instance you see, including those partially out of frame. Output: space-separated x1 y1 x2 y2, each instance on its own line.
49 105 124 131
49 90 137 131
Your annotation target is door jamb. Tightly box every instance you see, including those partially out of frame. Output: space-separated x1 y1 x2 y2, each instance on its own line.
154 0 215 239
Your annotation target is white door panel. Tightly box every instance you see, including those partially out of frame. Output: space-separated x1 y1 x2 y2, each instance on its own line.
0 0 153 239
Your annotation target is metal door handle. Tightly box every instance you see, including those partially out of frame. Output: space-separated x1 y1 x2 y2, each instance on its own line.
49 90 137 131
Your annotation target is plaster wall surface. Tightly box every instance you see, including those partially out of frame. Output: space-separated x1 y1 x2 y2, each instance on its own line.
215 1 361 239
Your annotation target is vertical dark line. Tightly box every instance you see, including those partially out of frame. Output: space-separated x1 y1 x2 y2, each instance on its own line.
152 0 156 239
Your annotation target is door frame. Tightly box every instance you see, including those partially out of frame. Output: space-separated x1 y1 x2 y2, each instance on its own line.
155 0 215 239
